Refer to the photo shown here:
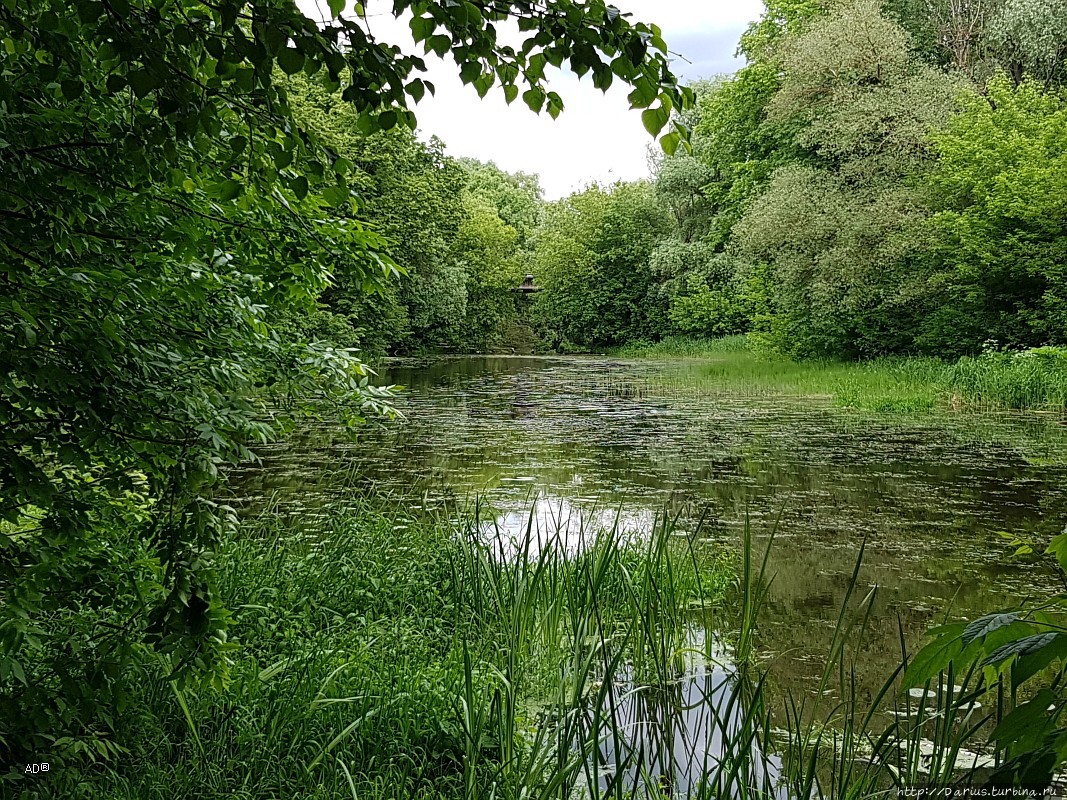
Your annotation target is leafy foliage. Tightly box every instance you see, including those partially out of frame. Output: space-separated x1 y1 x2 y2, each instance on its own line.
532 182 671 349
0 0 693 772
905 530 1067 787
926 77 1067 351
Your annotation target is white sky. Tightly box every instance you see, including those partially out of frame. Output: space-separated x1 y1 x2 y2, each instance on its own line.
300 1 764 198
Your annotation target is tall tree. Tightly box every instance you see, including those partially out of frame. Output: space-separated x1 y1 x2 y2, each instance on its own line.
0 0 691 766
734 0 963 357
534 182 671 349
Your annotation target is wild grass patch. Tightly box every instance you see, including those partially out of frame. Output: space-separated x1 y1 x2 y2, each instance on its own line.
618 336 1067 413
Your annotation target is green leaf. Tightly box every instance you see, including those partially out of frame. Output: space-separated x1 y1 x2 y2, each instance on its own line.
409 15 434 41
459 61 480 85
1013 634 1067 690
502 84 518 104
210 179 242 201
1047 532 1067 573
126 69 156 98
522 87 545 113
278 47 305 75
290 175 309 200
473 73 493 98
426 35 451 58
627 76 657 108
322 186 349 207
984 632 1064 667
546 93 563 119
963 612 1021 644
660 131 681 156
641 105 669 137
328 0 345 17
61 79 84 100
991 690 1057 751
407 79 426 102
903 633 964 688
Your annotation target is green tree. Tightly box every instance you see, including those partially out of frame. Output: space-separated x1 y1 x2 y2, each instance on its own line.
460 159 544 243
734 0 963 357
924 76 1067 350
453 194 526 350
533 182 671 349
987 0 1067 86
0 0 691 770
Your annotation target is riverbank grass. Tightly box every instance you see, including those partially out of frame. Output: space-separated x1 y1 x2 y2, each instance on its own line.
33 502 1033 798
613 336 1067 412
52 502 731 799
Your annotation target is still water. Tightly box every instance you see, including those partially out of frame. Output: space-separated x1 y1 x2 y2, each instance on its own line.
229 355 1067 781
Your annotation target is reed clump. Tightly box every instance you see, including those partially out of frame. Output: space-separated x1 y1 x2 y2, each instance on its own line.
49 501 733 799
40 501 1042 799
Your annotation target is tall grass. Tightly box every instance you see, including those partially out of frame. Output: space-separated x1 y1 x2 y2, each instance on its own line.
948 347 1067 410
39 499 1015 799
615 335 1067 413
610 335 751 359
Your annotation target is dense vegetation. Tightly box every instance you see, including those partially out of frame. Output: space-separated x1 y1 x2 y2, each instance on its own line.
0 0 691 782
58 502 732 798
253 0 1067 370
532 0 1067 361
4 0 1067 794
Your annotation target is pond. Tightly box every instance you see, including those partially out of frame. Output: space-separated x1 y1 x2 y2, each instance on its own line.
228 355 1067 786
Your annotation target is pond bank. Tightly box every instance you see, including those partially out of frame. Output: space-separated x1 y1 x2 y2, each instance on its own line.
60 502 738 798
609 336 1067 413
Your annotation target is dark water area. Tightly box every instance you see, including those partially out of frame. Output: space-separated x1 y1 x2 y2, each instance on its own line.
228 355 1067 733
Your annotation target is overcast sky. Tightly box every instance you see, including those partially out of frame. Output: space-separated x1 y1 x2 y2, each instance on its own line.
300 1 764 198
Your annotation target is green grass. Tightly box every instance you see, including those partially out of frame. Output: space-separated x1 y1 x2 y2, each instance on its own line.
44 501 731 799
610 335 751 359
33 502 1029 798
614 336 1067 413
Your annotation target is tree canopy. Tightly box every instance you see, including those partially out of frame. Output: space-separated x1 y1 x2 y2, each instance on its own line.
0 0 692 767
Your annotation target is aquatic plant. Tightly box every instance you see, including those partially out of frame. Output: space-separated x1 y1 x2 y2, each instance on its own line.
26 496 1046 799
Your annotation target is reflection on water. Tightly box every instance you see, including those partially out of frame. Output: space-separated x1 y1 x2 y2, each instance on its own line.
481 494 658 557
587 629 785 798
228 355 1067 779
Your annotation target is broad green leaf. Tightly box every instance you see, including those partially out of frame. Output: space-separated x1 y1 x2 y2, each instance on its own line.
523 87 545 113
210 179 242 201
426 35 451 57
984 632 1064 667
407 79 426 102
278 47 305 75
1013 634 1067 689
1048 532 1067 573
409 15 434 41
60 79 84 100
126 69 156 97
903 634 964 688
991 690 1057 752
963 612 1021 644
641 106 669 137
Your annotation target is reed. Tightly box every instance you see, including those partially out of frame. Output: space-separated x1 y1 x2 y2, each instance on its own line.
50 499 1008 799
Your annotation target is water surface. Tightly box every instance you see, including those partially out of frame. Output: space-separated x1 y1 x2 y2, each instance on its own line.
230 355 1067 705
